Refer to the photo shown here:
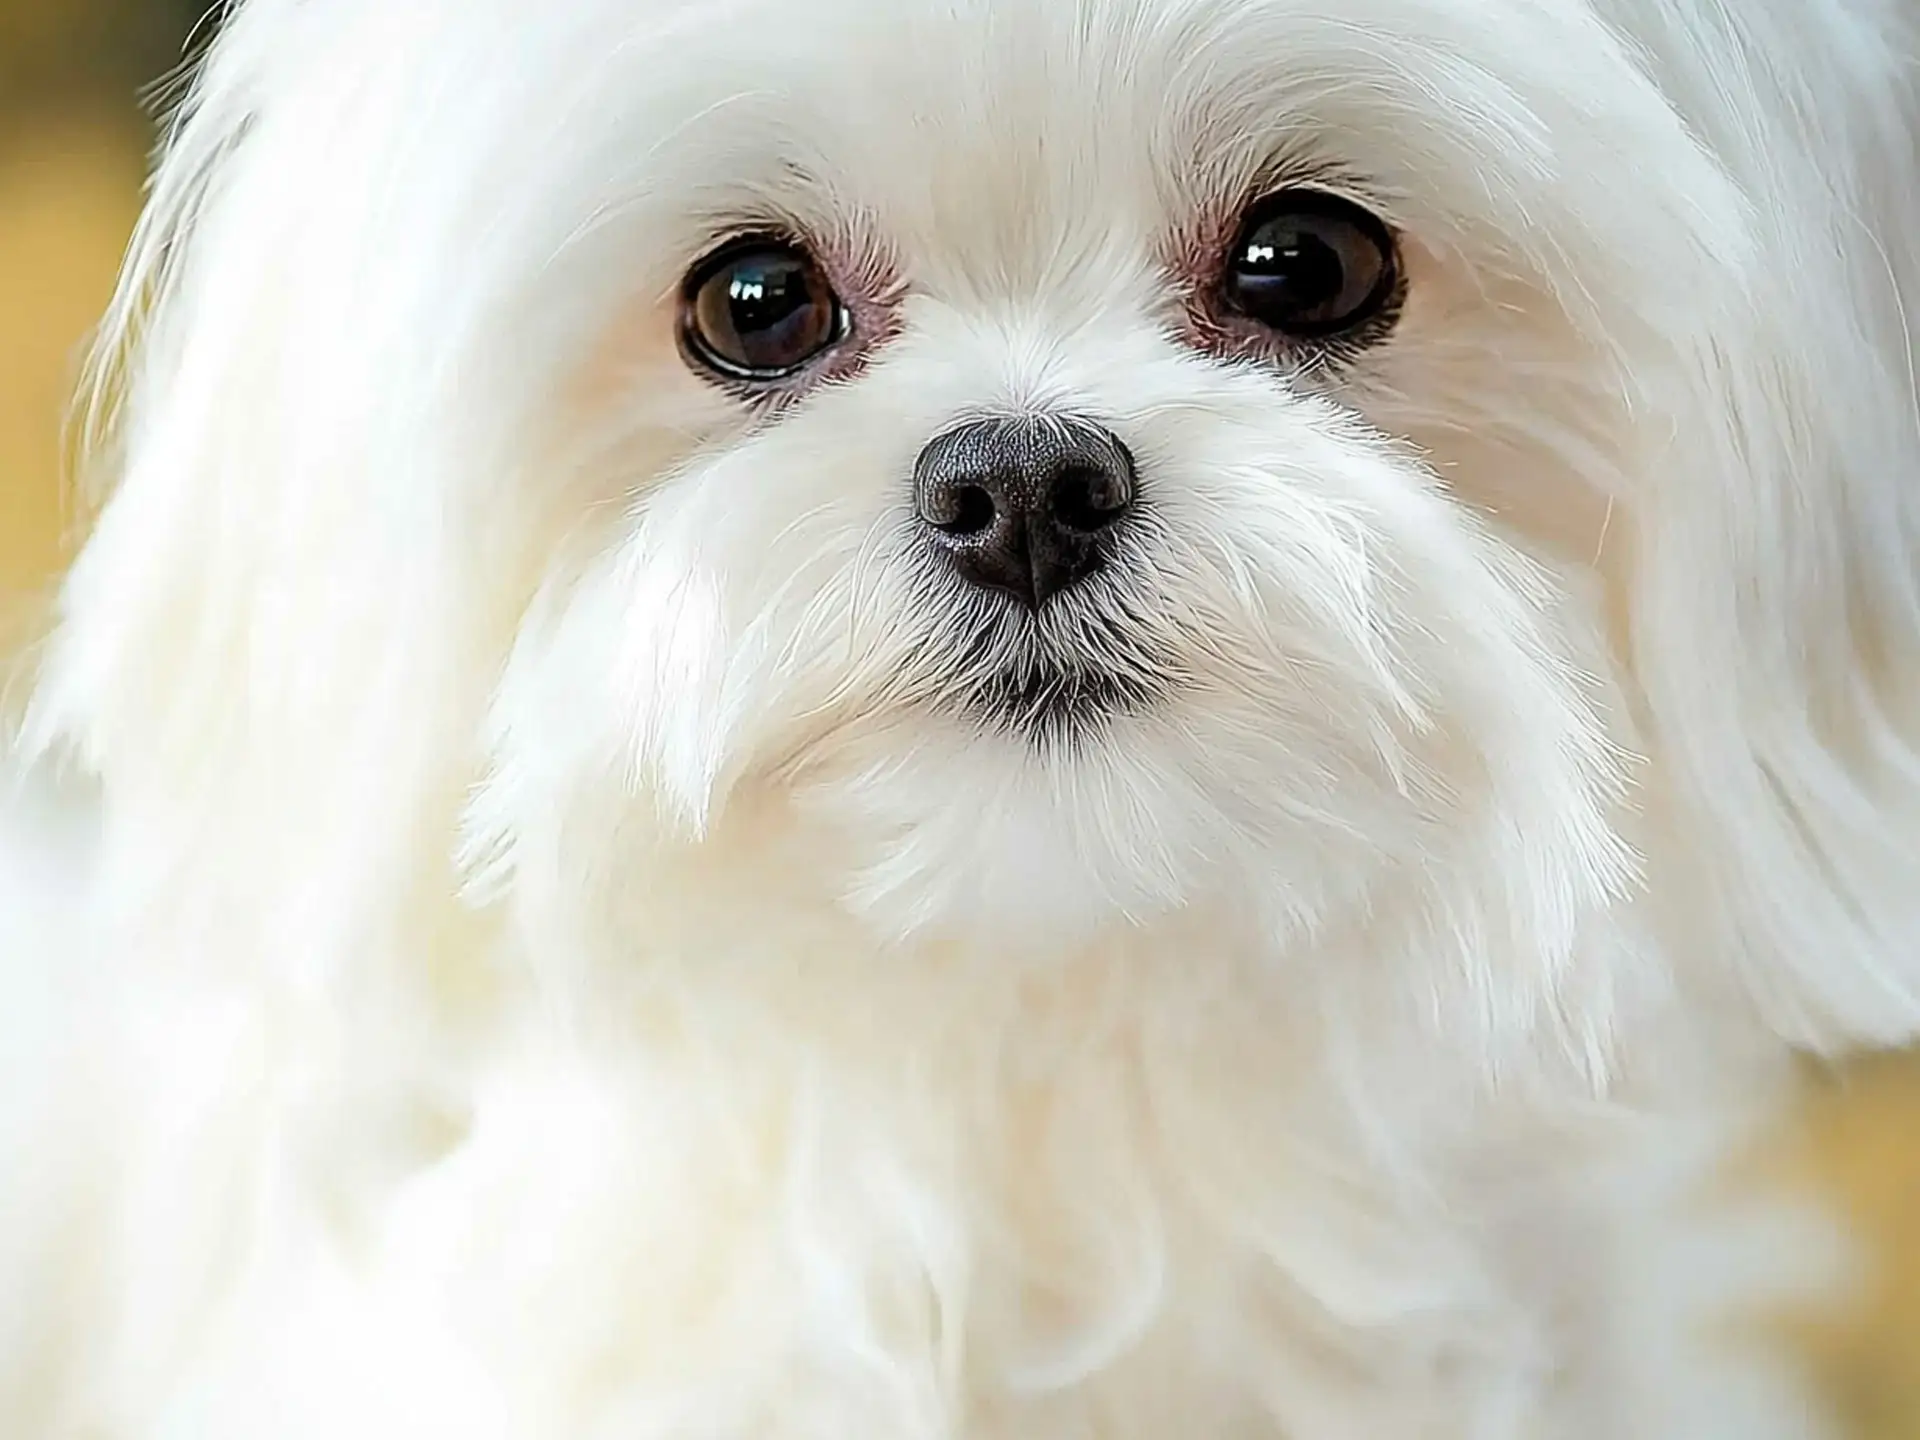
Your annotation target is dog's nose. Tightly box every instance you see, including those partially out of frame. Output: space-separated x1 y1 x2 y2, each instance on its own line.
913 416 1137 611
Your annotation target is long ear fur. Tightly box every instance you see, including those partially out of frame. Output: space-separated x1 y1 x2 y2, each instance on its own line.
23 0 607 990
1620 0 1920 1051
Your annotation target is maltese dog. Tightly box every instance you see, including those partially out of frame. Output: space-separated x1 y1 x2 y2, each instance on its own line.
2 0 1917 1435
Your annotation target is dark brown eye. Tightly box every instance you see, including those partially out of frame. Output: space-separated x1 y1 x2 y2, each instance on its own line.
1220 191 1397 339
680 238 846 381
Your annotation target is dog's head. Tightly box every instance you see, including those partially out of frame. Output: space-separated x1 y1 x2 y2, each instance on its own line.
33 0 1920 1061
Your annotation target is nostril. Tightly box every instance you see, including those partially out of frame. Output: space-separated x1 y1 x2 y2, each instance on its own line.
1050 464 1130 534
912 416 1136 610
931 484 998 537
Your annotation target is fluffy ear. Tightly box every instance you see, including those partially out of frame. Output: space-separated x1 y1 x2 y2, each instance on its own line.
22 30 468 955
1624 7 1920 1053
24 2 620 941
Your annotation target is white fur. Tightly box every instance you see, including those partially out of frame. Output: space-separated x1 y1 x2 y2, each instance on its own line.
3 0 1918 1434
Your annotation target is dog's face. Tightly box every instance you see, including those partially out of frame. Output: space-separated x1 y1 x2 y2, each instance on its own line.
43 0 1920 1049
470 0 1701 956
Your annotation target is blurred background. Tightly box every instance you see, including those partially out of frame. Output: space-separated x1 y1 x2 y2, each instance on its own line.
0 0 206 596
0 2 1915 1434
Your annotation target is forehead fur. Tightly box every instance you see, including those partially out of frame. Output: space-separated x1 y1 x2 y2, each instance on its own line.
218 0 1733 316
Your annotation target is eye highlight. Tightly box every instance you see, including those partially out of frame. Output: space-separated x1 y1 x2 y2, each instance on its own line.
1219 190 1398 340
679 237 848 382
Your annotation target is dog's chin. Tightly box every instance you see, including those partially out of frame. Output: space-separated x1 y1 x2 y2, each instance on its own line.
779 697 1316 959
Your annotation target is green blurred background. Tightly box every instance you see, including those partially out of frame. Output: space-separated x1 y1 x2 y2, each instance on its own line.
0 3 1914 1434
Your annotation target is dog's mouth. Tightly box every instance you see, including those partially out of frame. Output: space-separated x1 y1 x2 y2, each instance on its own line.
964 663 1162 744
914 569 1178 745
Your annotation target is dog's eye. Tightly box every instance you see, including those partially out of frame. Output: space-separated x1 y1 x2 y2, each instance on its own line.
1220 191 1397 339
680 239 847 381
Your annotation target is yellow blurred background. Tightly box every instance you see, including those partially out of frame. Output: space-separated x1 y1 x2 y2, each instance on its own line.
0 2 1914 1434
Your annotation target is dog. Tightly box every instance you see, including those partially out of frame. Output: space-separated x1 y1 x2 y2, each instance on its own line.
3 0 1918 1434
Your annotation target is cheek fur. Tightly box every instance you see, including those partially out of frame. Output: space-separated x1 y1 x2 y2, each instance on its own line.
472 345 1633 1052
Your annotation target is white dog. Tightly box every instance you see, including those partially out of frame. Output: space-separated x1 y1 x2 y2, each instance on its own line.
3 0 1918 1434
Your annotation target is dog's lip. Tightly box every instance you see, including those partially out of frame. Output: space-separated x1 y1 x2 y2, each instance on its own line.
964 663 1163 739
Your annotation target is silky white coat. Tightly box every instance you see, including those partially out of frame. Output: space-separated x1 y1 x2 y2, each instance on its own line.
3 0 1918 1435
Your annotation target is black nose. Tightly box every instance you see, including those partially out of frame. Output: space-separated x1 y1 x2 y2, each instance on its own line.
913 416 1137 611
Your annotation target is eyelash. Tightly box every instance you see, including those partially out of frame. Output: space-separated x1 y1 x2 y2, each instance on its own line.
1168 188 1405 369
678 220 904 405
